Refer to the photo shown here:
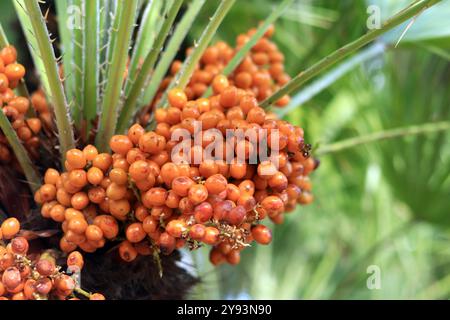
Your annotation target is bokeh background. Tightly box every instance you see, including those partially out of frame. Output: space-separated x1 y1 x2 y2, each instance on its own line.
2 0 450 299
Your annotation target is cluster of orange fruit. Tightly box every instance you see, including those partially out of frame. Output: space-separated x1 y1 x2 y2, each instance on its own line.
0 217 104 300
35 77 316 265
141 25 290 124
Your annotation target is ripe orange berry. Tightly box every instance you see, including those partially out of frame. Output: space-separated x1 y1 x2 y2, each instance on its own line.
125 223 146 243
68 217 88 234
128 160 150 182
189 224 206 240
220 86 238 108
60 236 77 253
209 248 225 266
0 46 17 65
159 232 176 255
109 199 131 219
118 240 138 262
70 192 89 210
128 123 145 145
188 184 208 205
142 216 158 234
44 168 60 185
2 267 21 290
68 169 88 188
142 187 167 208
204 174 228 195
82 144 99 161
38 184 57 202
226 250 241 265
0 73 9 93
168 88 187 109
5 63 25 81
194 202 213 223
86 166 103 185
212 74 229 94
9 96 29 114
229 161 247 179
225 205 246 226
92 153 112 172
160 162 180 186
166 219 187 238
90 293 106 300
25 118 41 134
139 132 166 154
93 215 119 239
1 218 20 240
108 168 127 185
36 258 56 277
10 237 29 255
67 251 84 271
106 182 127 200
202 227 220 245
66 149 86 169
49 204 66 222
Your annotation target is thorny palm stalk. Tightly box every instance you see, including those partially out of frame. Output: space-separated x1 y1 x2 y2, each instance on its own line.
117 0 184 134
20 0 75 164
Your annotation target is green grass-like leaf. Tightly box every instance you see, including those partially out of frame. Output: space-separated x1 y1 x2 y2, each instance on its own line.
71 0 83 127
82 0 100 134
117 0 184 133
17 0 75 164
316 121 450 156
95 0 139 152
139 0 206 118
156 0 236 108
260 0 443 108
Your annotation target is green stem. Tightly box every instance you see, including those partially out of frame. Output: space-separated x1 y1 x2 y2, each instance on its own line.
138 0 206 120
260 0 442 108
316 121 450 156
22 0 75 164
203 0 293 98
82 0 100 135
117 0 184 133
157 0 236 108
0 24 30 102
95 0 138 152
71 0 83 128
124 0 163 99
276 42 386 117
74 287 92 299
55 0 75 108
0 111 41 193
